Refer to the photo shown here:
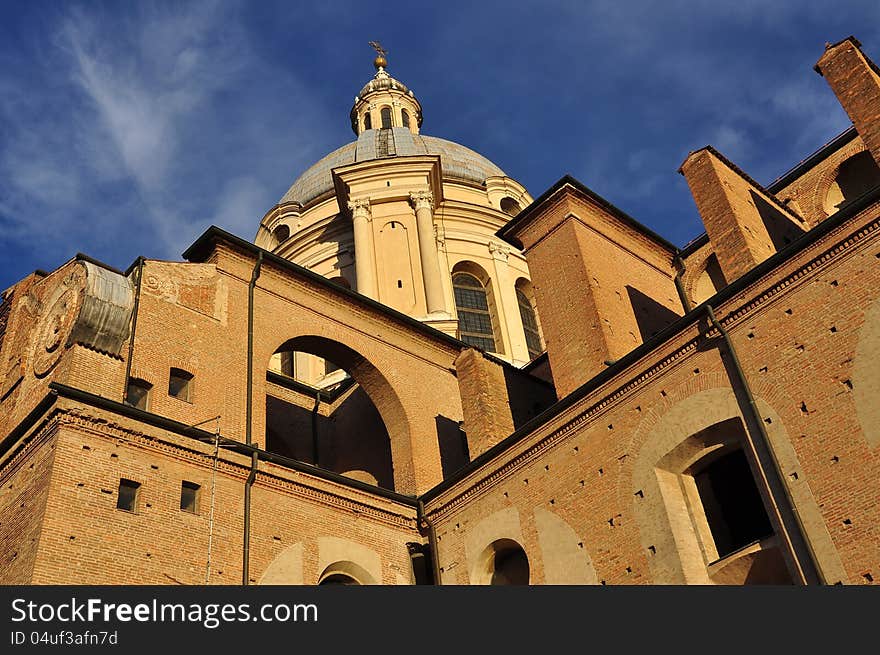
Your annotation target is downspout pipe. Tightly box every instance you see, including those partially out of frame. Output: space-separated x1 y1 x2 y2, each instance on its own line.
243 251 263 586
417 500 442 585
122 257 145 403
311 391 321 466
673 252 692 314
705 304 822 584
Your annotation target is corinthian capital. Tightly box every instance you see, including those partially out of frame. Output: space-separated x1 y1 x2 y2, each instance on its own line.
409 190 434 212
347 197 372 220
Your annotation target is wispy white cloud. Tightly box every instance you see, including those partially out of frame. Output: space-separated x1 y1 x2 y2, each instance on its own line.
0 0 335 280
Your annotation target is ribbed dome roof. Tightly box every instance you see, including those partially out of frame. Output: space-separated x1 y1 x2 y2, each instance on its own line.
279 128 507 207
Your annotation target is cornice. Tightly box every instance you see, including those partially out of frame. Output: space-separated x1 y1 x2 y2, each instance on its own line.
57 409 416 529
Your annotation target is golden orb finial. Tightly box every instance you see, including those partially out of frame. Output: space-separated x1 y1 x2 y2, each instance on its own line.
368 40 388 70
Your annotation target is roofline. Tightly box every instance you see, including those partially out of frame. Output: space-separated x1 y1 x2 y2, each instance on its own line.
495 174 678 253
766 126 858 193
423 183 880 502
183 226 467 353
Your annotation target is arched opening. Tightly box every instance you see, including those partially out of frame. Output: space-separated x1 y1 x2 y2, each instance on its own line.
363 112 372 131
272 224 290 247
265 336 401 490
515 278 543 360
478 539 530 585
824 150 880 215
380 106 392 129
452 263 502 353
401 108 410 128
318 560 376 585
500 196 522 216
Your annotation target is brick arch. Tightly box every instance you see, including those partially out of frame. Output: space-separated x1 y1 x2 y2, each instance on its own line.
318 560 377 585
270 335 411 493
810 140 870 223
680 243 722 308
630 386 847 584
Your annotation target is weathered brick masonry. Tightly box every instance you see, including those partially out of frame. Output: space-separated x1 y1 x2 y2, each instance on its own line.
1 36 879 585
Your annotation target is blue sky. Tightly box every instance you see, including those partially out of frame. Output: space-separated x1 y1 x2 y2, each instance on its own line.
1 1 879 290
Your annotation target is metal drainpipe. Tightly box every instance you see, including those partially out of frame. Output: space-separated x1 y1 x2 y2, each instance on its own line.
243 252 263 586
122 257 145 403
673 253 692 314
311 391 321 466
417 500 442 585
705 304 822 584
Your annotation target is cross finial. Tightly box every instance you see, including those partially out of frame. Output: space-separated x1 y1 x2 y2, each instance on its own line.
368 41 388 69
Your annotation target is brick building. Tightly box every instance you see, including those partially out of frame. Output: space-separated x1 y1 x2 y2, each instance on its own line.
1 37 878 585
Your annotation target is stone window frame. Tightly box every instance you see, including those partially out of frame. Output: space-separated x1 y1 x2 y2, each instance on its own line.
631 386 849 585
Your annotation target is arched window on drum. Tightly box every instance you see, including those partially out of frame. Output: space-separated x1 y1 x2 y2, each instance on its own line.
453 270 498 353
515 278 543 360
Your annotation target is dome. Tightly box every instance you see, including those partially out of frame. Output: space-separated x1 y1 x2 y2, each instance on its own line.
279 128 507 207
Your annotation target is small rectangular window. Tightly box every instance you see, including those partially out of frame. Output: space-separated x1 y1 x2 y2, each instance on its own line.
180 481 200 514
180 480 201 514
117 479 140 512
168 368 193 402
125 378 152 410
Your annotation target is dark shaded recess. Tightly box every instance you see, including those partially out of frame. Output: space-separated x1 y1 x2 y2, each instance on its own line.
521 352 554 388
265 385 394 490
491 543 530 585
319 574 358 585
704 254 728 290
436 415 469 479
503 365 557 429
750 190 803 251
626 286 681 342
694 449 773 558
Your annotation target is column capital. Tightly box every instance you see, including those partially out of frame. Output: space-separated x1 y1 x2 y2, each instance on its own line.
348 197 372 220
488 241 510 262
409 190 434 212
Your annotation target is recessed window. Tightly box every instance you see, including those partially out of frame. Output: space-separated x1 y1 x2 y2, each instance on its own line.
124 378 152 411
401 109 410 128
168 368 193 402
380 106 392 129
117 479 140 512
363 112 372 131
453 272 497 352
180 481 200 514
691 449 773 559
